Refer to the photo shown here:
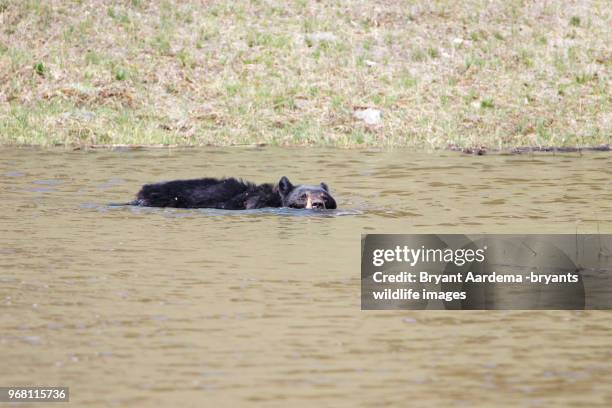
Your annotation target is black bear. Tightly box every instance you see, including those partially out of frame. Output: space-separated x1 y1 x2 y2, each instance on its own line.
130 176 337 210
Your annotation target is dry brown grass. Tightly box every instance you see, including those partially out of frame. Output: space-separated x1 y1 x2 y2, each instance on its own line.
0 0 610 148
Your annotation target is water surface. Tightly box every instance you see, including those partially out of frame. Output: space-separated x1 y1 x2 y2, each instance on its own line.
1 147 611 407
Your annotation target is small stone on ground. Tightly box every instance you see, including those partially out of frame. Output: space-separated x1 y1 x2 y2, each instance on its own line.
353 108 381 125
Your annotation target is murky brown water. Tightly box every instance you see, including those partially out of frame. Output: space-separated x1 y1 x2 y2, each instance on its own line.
1 147 612 407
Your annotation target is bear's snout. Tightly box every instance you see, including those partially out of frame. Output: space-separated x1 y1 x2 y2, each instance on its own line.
310 200 325 209
305 195 326 209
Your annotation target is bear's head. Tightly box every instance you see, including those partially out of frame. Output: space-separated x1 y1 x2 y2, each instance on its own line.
276 176 337 210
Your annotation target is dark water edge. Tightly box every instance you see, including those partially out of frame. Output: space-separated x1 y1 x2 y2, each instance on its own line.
2 143 611 156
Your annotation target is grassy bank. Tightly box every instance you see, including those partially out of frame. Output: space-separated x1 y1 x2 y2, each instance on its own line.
0 0 609 148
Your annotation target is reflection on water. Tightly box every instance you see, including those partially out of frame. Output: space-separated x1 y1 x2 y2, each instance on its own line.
1 147 611 407
104 206 364 218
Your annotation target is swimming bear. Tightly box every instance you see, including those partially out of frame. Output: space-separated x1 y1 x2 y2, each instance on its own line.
130 176 337 210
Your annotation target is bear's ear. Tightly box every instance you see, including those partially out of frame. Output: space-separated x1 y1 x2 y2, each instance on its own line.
320 182 329 192
278 176 293 195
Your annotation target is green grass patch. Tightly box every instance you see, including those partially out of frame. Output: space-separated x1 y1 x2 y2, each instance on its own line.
0 0 609 148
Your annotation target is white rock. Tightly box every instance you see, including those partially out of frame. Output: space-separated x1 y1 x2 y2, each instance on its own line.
304 32 337 43
294 98 309 110
354 108 381 125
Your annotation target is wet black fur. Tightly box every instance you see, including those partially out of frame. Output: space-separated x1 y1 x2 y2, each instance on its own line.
130 176 336 210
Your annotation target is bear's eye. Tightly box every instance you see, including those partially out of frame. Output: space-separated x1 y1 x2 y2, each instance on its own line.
300 193 307 200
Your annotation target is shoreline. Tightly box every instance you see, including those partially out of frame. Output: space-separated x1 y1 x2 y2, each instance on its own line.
1 143 610 155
